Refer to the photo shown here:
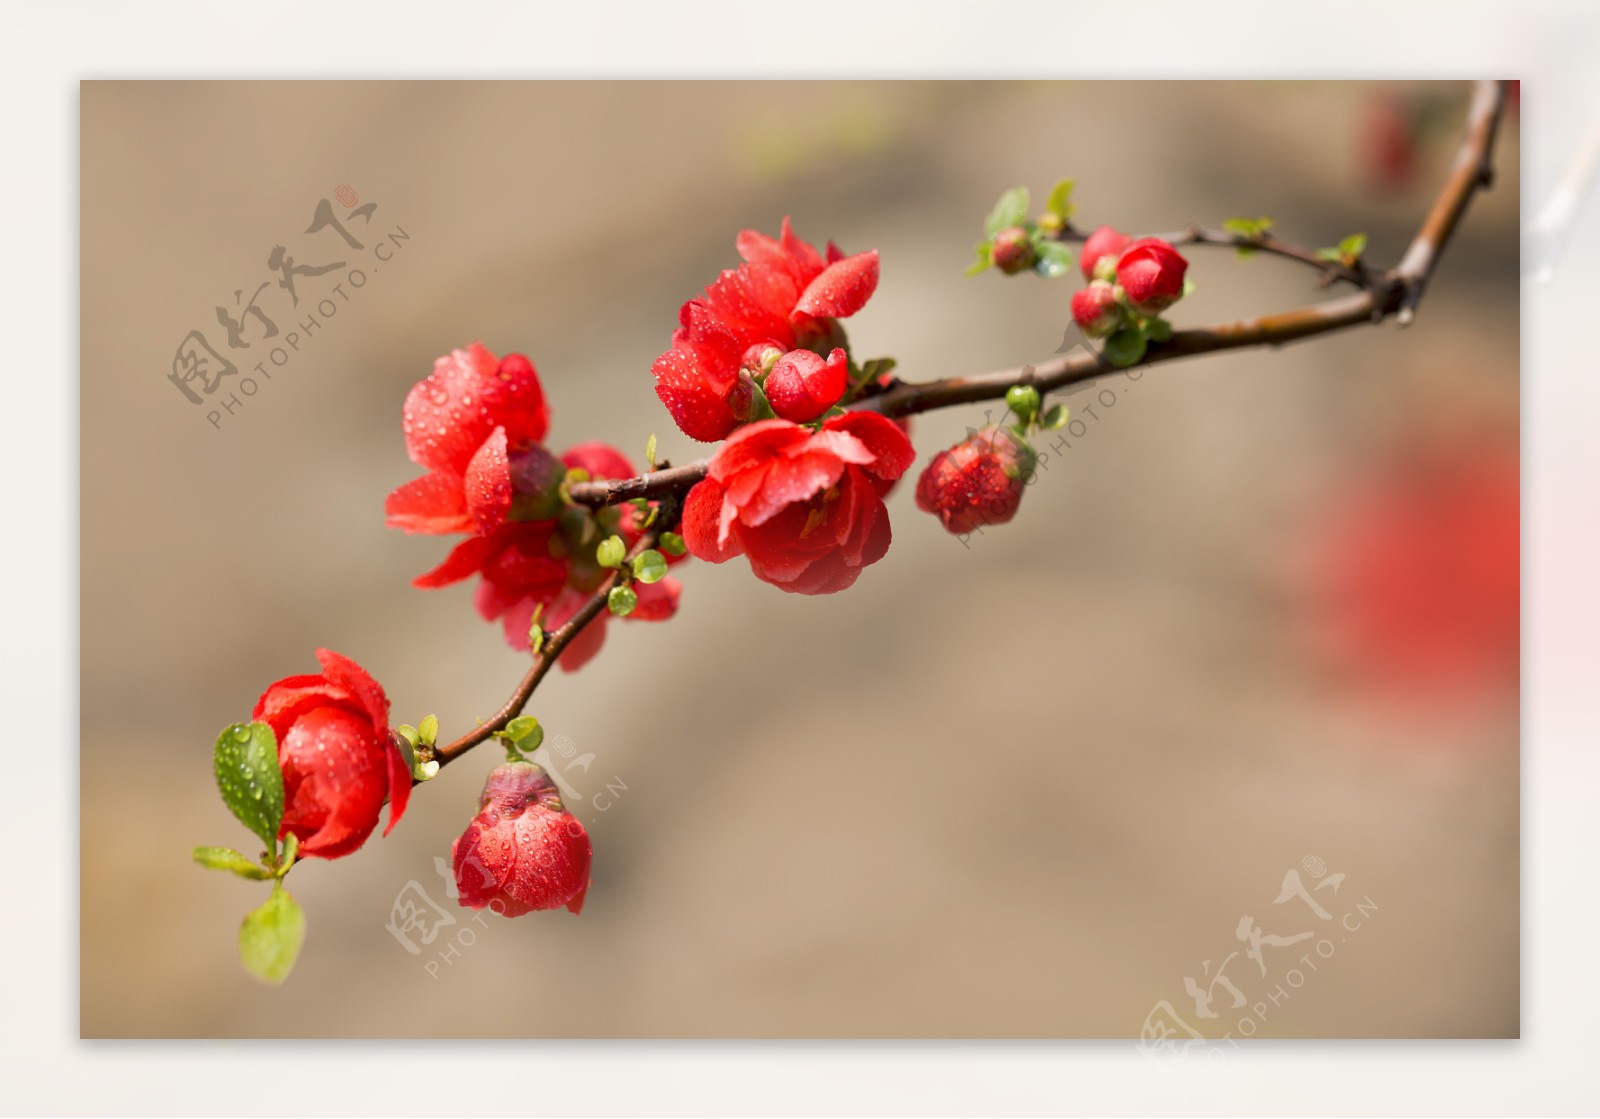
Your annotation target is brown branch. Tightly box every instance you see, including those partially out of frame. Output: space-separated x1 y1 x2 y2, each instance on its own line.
440 79 1506 765
432 528 661 768
1058 222 1371 289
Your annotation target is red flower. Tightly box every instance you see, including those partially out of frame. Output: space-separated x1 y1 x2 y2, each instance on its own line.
681 412 914 594
453 761 591 917
652 218 880 442
764 347 849 423
1080 225 1132 281
915 426 1037 535
386 343 552 536
1115 238 1188 313
252 649 410 859
412 443 682 671
1071 281 1121 339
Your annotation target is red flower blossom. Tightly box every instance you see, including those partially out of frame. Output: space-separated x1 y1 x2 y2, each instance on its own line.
915 426 1037 535
652 218 880 442
252 649 410 859
1080 225 1132 281
386 343 552 536
412 443 682 671
1115 238 1188 313
681 412 914 594
453 761 591 917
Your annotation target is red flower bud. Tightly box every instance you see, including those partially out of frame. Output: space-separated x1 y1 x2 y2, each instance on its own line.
991 226 1035 274
252 649 410 859
1071 281 1121 339
915 426 1037 535
1080 225 1132 282
764 347 849 422
1115 238 1188 313
452 761 592 917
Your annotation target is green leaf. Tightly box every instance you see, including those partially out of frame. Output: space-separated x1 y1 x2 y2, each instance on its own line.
1223 216 1274 239
632 549 668 584
644 433 657 470
984 186 1030 237
660 532 687 557
1315 247 1343 261
1044 178 1076 220
1338 232 1368 258
1181 278 1197 299
501 716 544 751
238 883 304 985
608 585 638 617
1103 327 1148 368
1040 404 1070 431
1234 245 1257 261
417 714 439 747
595 535 626 568
1032 240 1075 279
1143 317 1173 343
213 722 284 853
965 241 993 277
192 846 272 880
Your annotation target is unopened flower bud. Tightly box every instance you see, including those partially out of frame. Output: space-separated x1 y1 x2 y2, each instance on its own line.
452 760 591 917
915 426 1037 535
740 343 785 380
764 347 849 422
991 226 1036 275
1071 281 1122 339
1115 238 1189 313
1080 225 1133 282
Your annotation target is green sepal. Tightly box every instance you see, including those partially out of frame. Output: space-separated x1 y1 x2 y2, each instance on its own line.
192 846 272 880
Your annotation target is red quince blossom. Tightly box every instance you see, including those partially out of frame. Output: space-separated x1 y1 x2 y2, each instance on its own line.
412 442 682 672
1080 225 1132 281
652 218 880 442
386 343 551 536
453 760 591 917
252 649 410 859
1071 281 1120 339
1115 238 1188 313
915 426 1037 535
681 411 914 594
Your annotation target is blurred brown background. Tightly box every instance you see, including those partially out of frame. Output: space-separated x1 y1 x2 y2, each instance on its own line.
80 81 1519 1038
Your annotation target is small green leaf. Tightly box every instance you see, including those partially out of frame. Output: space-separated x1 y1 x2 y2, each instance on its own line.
528 624 545 656
1223 216 1274 239
984 186 1030 237
644 433 658 469
1040 404 1070 431
396 724 419 748
1103 327 1148 368
193 846 272 880
632 549 668 584
660 532 687 557
213 722 284 853
608 585 638 617
1338 232 1368 259
1143 317 1173 343
501 716 543 749
965 241 993 277
1044 178 1076 221
1181 278 1197 299
1032 240 1075 279
1234 245 1258 261
417 714 439 747
595 535 626 568
238 883 305 985
1315 246 1343 261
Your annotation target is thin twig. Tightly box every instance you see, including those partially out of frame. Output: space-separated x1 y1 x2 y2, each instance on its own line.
442 79 1506 765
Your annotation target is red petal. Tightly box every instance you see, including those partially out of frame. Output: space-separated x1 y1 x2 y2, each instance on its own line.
414 534 495 589
464 428 512 534
707 419 810 480
314 649 390 736
253 674 348 744
794 250 879 320
824 411 916 485
385 472 471 535
383 731 412 836
682 478 744 563
653 345 740 443
628 576 681 622
402 344 551 477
